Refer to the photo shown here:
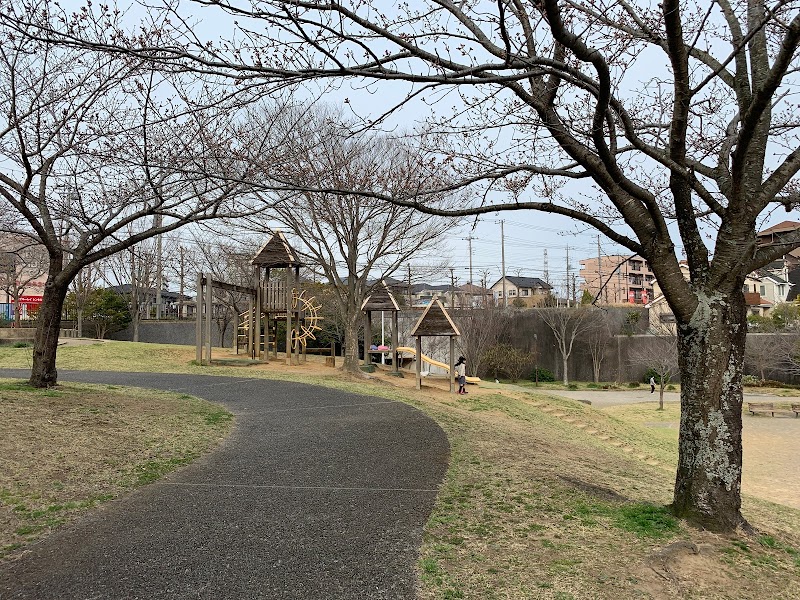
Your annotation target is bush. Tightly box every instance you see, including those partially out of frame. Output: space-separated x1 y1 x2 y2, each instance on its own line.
528 367 555 382
627 382 640 388
567 383 578 390
643 368 665 384
481 344 537 382
741 374 760 386
666 384 676 391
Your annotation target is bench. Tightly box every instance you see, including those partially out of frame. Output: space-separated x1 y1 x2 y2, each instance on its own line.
748 402 775 416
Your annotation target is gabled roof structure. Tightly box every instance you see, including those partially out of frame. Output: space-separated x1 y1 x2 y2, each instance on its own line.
490 276 552 290
410 297 461 337
361 280 400 312
251 231 303 268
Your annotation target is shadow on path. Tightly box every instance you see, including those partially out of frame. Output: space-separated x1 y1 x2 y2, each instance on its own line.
0 370 449 599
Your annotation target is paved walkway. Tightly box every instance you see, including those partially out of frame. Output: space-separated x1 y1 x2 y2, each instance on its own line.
0 370 449 599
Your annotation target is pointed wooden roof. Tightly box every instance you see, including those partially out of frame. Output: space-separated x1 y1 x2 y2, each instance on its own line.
361 280 400 312
251 231 303 267
410 297 461 337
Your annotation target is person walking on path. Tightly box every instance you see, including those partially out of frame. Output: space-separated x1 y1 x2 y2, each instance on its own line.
456 356 468 395
650 376 656 394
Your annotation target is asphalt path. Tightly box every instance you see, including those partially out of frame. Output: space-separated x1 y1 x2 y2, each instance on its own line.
0 370 449 599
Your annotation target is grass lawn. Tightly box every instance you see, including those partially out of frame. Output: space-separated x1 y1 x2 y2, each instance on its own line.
0 377 233 561
1 341 799 598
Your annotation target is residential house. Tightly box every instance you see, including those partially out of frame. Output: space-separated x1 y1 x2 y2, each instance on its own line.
490 276 552 307
648 265 774 333
579 254 656 304
755 221 800 301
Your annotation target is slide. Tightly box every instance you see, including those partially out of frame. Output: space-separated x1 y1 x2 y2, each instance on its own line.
396 347 481 383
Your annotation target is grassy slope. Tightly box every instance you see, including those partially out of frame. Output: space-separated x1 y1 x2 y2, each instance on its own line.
0 376 233 560
1 342 799 598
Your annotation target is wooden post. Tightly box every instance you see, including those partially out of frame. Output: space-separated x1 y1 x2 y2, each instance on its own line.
196 272 203 364
392 311 399 374
449 335 455 393
293 266 301 365
285 267 293 365
364 311 373 366
415 336 422 390
247 293 254 359
205 275 213 364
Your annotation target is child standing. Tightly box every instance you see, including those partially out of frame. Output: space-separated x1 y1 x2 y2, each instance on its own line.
456 356 467 395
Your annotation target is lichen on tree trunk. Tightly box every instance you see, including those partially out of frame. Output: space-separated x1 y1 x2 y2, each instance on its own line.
672 291 747 531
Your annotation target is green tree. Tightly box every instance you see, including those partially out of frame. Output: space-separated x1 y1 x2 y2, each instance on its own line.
85 289 131 340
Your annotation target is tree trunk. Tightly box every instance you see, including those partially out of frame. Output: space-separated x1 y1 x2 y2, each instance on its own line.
659 384 665 411
13 292 21 328
76 308 83 337
342 311 361 372
29 276 69 388
672 292 747 532
562 356 569 385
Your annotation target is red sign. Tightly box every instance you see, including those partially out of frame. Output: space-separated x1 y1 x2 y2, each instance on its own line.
13 295 43 304
628 290 635 303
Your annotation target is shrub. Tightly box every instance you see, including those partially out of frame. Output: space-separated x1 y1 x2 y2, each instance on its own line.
528 367 555 383
627 382 640 388
643 368 665 384
567 383 578 390
741 374 760 386
481 344 537 382
666 384 676 391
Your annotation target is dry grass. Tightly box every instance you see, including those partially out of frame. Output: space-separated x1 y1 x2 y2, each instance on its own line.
1 341 799 598
0 379 233 560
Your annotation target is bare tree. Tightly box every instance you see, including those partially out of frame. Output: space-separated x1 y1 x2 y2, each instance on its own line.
190 232 258 349
12 0 800 531
585 311 614 384
539 306 600 385
0 8 268 386
744 333 786 381
243 107 455 372
454 306 510 378
99 232 171 342
67 263 103 337
630 335 679 411
0 235 47 327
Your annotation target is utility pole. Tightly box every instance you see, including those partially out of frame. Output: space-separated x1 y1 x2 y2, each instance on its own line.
501 220 507 308
543 249 549 285
572 274 577 305
178 246 186 320
467 235 474 285
407 264 412 307
597 235 603 304
565 245 570 307
450 267 456 308
154 214 163 320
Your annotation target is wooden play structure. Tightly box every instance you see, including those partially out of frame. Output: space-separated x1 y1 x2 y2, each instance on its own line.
196 231 322 365
408 297 461 392
361 280 401 375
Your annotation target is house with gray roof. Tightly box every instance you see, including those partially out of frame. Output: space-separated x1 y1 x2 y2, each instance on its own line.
489 276 552 307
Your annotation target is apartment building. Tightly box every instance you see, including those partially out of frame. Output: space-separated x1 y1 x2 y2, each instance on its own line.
578 254 655 304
